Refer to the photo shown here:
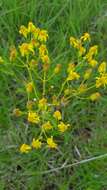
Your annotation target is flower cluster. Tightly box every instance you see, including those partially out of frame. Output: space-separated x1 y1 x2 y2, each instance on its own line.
2 22 106 153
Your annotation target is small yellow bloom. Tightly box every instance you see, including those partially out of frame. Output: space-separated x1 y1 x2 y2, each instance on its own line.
89 59 98 67
26 82 33 93
58 122 70 133
96 73 107 88
47 136 57 149
28 111 40 124
67 71 80 81
98 62 106 74
70 37 80 48
19 43 34 57
42 121 52 130
38 98 47 109
28 22 36 33
89 45 98 55
78 46 86 56
31 138 42 149
19 25 28 38
84 69 92 80
41 55 50 64
0 56 4 64
81 32 91 42
90 92 101 101
39 44 48 57
20 144 31 153
13 108 22 117
38 29 48 42
53 110 62 120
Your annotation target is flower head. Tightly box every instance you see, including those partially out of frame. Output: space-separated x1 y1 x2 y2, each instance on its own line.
67 71 80 81
19 43 34 57
90 92 101 101
47 136 57 149
96 73 107 88
26 82 34 93
19 25 28 38
53 110 62 120
31 138 42 149
98 62 106 74
42 121 52 131
81 32 91 42
20 144 31 153
58 122 70 133
38 29 48 42
38 98 47 109
28 111 40 124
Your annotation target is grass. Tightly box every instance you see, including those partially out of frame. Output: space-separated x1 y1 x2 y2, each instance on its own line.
1 0 107 189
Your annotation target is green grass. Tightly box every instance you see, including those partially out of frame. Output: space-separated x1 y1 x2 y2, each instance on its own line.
1 0 107 189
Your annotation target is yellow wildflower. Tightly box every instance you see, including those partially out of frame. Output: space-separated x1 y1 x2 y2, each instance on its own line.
13 108 22 117
38 29 48 42
41 55 50 64
0 56 4 64
85 45 98 62
98 62 106 74
58 122 70 133
19 25 28 38
42 121 52 130
28 21 36 33
39 44 48 57
53 110 62 120
90 92 101 101
81 32 91 42
26 82 33 93
19 43 34 57
89 45 98 55
84 69 92 80
47 136 57 149
20 144 31 153
89 59 98 67
28 111 40 124
78 46 86 56
31 138 42 149
31 38 39 48
38 98 47 109
67 71 80 81
96 73 107 88
70 37 80 48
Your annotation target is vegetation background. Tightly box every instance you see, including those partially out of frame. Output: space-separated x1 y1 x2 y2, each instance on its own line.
0 0 107 189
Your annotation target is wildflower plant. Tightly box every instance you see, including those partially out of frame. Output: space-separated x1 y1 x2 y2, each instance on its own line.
2 22 107 153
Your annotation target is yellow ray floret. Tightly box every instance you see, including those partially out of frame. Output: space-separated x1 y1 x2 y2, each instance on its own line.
58 122 70 133
31 138 42 149
28 111 40 124
20 144 31 153
53 110 62 120
47 136 57 149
